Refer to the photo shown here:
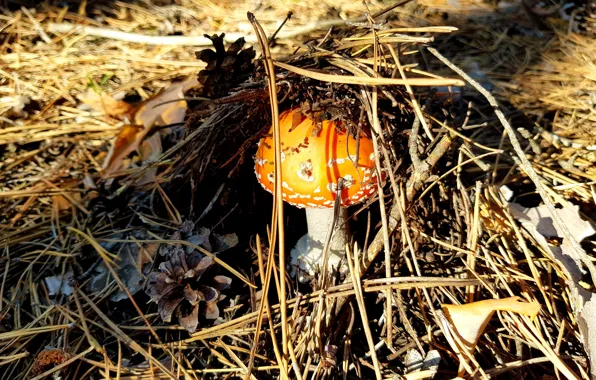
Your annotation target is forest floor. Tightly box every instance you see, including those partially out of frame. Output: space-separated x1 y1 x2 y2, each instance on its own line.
0 0 595 379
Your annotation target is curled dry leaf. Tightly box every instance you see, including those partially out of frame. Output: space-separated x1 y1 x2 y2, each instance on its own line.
441 296 541 374
102 124 144 174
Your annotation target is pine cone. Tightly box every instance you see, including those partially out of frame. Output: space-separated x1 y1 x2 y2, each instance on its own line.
195 33 255 98
146 248 232 333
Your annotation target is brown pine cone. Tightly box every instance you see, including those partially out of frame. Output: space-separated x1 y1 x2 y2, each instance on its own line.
195 33 255 98
146 247 232 333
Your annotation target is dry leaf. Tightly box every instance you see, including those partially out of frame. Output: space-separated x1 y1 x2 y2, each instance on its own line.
185 229 213 253
44 271 74 296
89 238 153 302
212 232 239 252
134 77 199 128
52 193 81 212
102 124 144 174
508 203 596 243
441 297 541 375
136 133 163 185
101 77 199 176
508 201 596 375
77 88 133 118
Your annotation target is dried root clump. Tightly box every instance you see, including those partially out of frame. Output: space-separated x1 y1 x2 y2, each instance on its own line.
146 246 232 333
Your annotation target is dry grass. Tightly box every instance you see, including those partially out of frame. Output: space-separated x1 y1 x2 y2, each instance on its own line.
0 0 595 379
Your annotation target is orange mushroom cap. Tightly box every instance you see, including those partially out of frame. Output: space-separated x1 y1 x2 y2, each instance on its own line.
254 108 380 209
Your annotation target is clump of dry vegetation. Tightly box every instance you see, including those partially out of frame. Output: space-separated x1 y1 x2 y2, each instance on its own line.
0 0 595 379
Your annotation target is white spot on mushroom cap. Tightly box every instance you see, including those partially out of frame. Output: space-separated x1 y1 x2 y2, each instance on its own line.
342 174 354 189
267 173 274 183
282 181 293 191
287 201 305 208
297 160 315 183
255 157 267 167
314 186 321 194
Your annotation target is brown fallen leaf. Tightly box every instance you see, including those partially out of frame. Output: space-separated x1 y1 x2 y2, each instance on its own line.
441 296 541 376
136 133 163 185
101 77 199 177
134 77 198 128
77 88 134 119
102 124 144 174
52 193 81 212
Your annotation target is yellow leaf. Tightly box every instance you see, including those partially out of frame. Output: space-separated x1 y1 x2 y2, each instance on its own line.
441 297 541 375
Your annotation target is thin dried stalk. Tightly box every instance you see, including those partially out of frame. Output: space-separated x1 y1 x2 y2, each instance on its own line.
248 12 289 374
346 243 382 379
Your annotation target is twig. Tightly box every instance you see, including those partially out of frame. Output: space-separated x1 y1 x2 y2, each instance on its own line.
365 135 453 268
366 32 394 351
47 14 372 47
275 61 465 87
21 7 52 43
268 12 293 44
245 235 287 380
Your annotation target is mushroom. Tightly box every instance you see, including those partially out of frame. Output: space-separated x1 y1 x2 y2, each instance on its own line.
254 108 381 280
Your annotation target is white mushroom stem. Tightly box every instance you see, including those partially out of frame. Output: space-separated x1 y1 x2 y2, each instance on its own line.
290 207 348 281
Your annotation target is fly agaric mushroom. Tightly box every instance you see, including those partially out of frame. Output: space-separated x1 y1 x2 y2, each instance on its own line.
254 108 380 279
